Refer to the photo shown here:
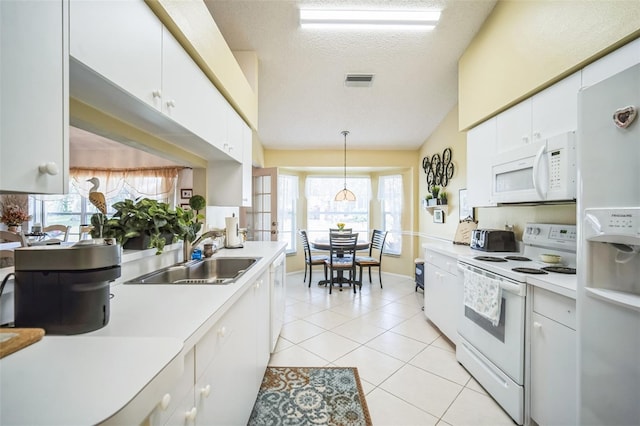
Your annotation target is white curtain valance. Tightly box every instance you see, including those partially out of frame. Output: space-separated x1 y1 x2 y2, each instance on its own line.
69 167 183 200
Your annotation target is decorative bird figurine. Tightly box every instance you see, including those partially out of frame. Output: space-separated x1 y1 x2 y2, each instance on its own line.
87 177 107 215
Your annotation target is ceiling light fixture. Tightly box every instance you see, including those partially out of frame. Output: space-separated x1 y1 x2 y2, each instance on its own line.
299 9 441 30
335 131 356 202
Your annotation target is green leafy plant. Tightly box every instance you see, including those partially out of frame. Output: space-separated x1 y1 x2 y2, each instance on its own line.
90 197 204 254
431 185 441 199
439 190 448 204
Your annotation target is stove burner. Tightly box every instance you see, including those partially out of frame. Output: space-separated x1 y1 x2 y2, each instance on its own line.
505 256 531 261
542 266 576 275
512 267 548 275
474 256 508 262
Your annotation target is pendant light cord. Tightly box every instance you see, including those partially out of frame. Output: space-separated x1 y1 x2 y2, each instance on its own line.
342 130 349 190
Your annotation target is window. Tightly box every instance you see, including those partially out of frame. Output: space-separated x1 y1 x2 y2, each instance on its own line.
379 174 403 255
277 174 298 253
305 176 370 242
29 168 180 241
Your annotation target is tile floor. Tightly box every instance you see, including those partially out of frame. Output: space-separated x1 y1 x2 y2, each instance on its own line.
269 270 516 426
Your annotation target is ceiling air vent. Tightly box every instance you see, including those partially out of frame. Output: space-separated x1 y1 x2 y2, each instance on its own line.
344 73 375 87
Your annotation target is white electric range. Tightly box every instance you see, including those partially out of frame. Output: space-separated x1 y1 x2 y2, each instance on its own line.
456 223 577 425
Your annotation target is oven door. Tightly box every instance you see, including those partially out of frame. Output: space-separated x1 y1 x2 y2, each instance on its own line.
457 263 526 384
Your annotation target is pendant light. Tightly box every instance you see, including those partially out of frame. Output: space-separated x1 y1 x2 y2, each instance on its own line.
335 130 356 201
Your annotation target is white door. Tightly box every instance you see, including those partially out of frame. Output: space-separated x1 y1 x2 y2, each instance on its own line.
244 167 278 241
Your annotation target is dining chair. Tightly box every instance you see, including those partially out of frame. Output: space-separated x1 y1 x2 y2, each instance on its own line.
0 249 14 268
355 229 388 288
43 224 70 243
325 232 359 294
0 230 28 247
299 230 328 287
79 225 94 240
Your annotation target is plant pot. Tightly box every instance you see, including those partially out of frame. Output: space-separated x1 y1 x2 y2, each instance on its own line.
427 199 438 206
123 232 175 250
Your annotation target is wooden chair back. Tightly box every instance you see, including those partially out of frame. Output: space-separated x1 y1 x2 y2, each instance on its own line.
0 249 14 267
43 224 70 242
0 230 28 247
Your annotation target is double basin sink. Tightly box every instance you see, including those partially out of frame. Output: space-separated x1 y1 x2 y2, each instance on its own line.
125 257 260 285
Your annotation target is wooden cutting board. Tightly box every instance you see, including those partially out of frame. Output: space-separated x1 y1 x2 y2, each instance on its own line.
453 220 478 245
0 328 45 359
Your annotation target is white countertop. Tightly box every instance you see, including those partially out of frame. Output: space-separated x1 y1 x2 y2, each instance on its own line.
0 241 287 425
423 239 577 298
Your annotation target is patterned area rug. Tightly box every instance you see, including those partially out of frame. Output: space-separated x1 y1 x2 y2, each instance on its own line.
248 367 372 426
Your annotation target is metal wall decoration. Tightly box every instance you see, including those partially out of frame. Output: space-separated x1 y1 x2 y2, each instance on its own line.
422 147 455 190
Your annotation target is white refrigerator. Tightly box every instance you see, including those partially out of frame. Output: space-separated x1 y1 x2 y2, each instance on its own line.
577 63 640 425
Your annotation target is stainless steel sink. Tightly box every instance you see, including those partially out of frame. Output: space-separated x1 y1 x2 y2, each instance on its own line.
125 257 260 285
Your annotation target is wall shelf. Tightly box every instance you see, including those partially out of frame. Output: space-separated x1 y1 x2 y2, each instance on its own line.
422 202 448 215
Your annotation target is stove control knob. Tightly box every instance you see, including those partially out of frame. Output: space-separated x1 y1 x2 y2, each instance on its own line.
528 227 540 235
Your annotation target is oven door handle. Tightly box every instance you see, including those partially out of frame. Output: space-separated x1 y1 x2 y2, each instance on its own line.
458 262 525 296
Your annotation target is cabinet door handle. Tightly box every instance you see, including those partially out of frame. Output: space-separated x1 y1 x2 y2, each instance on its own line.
166 99 176 108
152 89 162 99
38 162 59 176
185 407 197 421
533 321 542 330
159 393 171 410
200 384 211 398
217 326 227 337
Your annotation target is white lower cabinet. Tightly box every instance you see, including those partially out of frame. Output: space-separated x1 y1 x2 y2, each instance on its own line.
146 271 271 426
423 248 462 344
529 287 576 426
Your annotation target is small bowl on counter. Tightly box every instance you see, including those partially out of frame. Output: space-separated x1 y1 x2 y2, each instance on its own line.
539 253 562 264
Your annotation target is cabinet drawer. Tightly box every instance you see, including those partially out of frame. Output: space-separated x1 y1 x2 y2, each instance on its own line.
424 249 458 275
195 314 235 380
533 287 576 330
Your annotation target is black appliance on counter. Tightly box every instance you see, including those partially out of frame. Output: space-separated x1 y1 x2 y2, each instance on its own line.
13 243 121 334
470 229 517 252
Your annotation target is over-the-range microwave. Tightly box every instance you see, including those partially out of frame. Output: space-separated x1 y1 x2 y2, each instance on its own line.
491 131 576 204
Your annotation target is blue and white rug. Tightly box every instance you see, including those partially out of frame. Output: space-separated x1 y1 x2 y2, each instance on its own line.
248 367 372 426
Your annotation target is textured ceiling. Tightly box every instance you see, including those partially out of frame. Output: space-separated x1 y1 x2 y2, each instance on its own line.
204 0 497 150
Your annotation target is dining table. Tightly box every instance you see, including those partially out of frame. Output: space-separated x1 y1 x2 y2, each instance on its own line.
311 235 370 288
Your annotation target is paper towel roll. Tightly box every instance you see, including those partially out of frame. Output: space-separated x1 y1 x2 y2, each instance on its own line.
225 216 241 247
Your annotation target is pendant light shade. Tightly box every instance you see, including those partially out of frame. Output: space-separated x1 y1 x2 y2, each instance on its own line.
335 130 356 201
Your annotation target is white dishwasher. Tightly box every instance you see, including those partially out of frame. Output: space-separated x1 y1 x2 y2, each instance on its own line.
269 252 286 352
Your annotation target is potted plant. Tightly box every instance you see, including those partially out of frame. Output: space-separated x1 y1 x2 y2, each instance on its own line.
424 194 434 208
90 197 204 254
439 190 448 205
1 203 31 232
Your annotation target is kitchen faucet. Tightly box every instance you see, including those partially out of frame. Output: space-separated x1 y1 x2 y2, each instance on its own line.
186 230 223 260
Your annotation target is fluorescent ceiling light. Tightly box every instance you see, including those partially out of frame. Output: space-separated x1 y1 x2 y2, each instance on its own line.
299 9 441 30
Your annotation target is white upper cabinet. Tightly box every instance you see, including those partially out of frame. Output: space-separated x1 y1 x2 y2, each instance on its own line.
496 99 531 153
466 118 497 207
582 38 640 88
531 71 581 140
496 72 581 154
161 27 227 152
1 0 69 194
70 0 162 111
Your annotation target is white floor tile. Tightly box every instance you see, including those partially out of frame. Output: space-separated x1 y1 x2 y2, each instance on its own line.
331 317 387 344
366 331 427 362
357 309 406 330
334 345 404 386
465 376 488 395
431 334 456 353
366 387 439 426
441 388 515 425
272 336 294 353
380 364 463 419
297 330 361 362
409 345 471 385
379 301 424 319
267 345 331 367
391 314 441 344
303 309 353 330
279 319 325 343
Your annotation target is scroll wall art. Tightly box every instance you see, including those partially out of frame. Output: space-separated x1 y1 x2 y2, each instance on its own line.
422 147 455 191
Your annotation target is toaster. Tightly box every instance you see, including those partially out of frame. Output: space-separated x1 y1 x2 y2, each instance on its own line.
470 229 517 252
